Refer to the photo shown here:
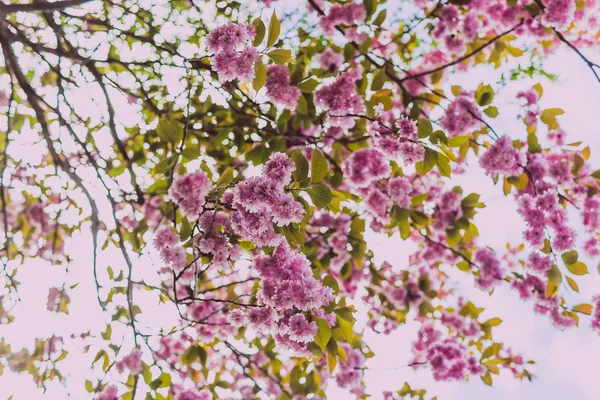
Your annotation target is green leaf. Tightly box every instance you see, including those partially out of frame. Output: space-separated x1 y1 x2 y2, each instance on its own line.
267 49 291 65
573 303 593 315
415 148 437 175
310 148 328 183
437 152 451 177
566 276 579 292
546 264 562 297
483 106 499 118
315 318 332 350
308 184 332 208
484 317 503 327
373 9 387 25
281 224 306 247
323 274 339 296
182 345 200 365
481 371 493 386
334 307 355 322
532 82 543 99
150 373 172 390
253 60 267 91
561 250 578 265
371 68 387 91
289 149 309 182
540 108 564 130
448 136 468 147
296 95 308 115
475 84 494 106
267 11 280 47
215 167 235 188
297 78 319 93
417 118 432 138
252 18 266 47
156 118 183 143
179 218 192 240
567 261 588 276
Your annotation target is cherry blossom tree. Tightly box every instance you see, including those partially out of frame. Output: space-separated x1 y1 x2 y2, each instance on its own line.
0 0 599 398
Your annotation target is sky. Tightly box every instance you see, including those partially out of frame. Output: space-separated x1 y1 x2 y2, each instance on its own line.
2 3 600 400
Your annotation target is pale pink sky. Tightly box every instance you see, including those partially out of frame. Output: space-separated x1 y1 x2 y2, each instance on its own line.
2 3 600 399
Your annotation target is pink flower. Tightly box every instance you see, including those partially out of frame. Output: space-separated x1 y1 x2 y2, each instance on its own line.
169 171 212 217
591 295 600 332
116 349 143 375
287 313 318 342
315 69 364 128
440 93 482 137
265 65 301 108
319 48 344 72
479 136 525 177
474 248 503 291
319 3 366 37
206 23 255 53
343 148 390 188
96 385 119 400
541 0 576 30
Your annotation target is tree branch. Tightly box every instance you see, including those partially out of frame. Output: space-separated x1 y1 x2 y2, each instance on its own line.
1 0 94 14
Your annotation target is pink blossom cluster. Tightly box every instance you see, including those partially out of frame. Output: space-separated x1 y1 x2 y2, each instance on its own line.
116 349 142 375
479 136 526 178
155 335 188 366
517 89 540 127
314 69 364 128
309 212 353 271
176 390 212 400
411 323 484 381
169 171 212 217
206 23 258 82
228 152 304 246
440 93 482 137
186 299 237 342
365 262 432 335
372 117 425 165
512 274 576 328
592 295 600 332
517 191 574 251
525 252 553 275
433 190 463 230
473 248 503 291
254 242 333 311
265 65 301 109
342 148 390 188
195 211 242 268
582 197 600 256
143 196 163 229
96 385 119 400
335 344 365 394
440 312 480 339
540 0 576 30
319 48 344 73
227 242 333 352
319 2 366 37
28 202 51 233
154 227 187 270
46 287 67 312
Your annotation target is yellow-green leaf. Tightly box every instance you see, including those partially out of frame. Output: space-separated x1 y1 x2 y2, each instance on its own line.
253 60 266 91
252 18 266 47
572 303 593 315
267 11 280 47
267 49 291 65
567 261 588 275
310 148 328 183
